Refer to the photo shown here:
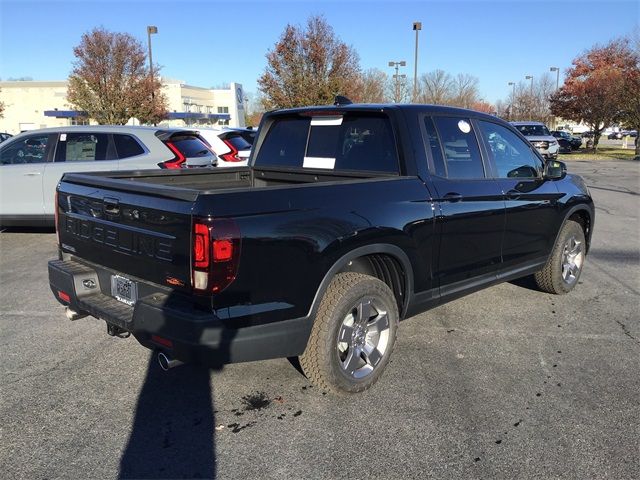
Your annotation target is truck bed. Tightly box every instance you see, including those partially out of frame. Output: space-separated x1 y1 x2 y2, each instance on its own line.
62 166 396 200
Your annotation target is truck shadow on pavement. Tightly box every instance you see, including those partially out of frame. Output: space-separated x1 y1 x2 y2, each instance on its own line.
118 358 217 479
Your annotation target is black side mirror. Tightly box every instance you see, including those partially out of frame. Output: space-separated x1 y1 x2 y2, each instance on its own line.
544 159 567 180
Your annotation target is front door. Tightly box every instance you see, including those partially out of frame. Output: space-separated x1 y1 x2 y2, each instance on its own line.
476 120 563 272
0 133 55 218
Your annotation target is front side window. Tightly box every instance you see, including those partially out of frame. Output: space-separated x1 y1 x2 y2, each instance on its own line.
479 121 543 178
0 134 50 165
431 116 485 179
56 133 112 162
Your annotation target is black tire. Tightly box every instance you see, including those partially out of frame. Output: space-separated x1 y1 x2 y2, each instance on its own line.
299 272 399 394
534 220 586 294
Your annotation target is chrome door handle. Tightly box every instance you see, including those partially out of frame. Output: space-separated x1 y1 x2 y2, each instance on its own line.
443 192 463 202
24 172 41 176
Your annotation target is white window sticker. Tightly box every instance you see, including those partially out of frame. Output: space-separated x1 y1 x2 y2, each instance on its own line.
60 133 67 141
310 116 343 126
303 156 336 169
458 120 471 134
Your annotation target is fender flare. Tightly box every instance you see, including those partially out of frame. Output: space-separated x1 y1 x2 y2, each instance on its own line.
305 244 415 321
554 204 595 253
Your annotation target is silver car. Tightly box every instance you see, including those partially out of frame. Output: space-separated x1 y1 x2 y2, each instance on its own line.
0 125 216 226
510 121 560 160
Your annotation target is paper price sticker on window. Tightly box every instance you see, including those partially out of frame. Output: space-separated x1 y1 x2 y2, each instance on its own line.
60 133 67 141
458 120 471 134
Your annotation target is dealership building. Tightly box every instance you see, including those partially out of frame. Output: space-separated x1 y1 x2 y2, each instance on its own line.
0 79 246 134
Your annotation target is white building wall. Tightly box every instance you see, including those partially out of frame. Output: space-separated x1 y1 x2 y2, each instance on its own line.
0 80 245 134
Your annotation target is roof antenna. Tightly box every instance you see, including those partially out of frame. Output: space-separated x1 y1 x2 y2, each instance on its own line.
334 95 353 106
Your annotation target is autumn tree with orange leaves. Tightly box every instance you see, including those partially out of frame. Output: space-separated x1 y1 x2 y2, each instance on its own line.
67 28 168 125
550 38 638 150
258 16 362 109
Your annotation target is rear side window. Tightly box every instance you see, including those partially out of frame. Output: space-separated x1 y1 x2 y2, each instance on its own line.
113 134 145 159
168 136 213 158
431 117 485 179
56 133 113 162
255 113 399 173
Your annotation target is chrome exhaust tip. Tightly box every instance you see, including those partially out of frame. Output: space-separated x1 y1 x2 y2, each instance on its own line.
158 352 183 371
65 308 87 321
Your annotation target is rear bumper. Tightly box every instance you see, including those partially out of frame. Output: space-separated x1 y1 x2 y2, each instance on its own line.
48 258 312 367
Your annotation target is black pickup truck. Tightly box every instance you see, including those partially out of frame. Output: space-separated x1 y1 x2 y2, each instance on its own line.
48 103 594 394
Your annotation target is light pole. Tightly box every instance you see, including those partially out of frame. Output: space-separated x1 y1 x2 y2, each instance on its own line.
549 66 560 91
525 75 534 119
412 22 422 102
388 60 406 103
508 82 516 120
147 26 158 121
549 67 560 128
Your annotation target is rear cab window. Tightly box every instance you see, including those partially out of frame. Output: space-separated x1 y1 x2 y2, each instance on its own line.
254 112 400 174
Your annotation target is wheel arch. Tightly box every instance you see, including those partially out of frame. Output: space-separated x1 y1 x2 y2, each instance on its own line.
307 244 414 321
562 205 594 254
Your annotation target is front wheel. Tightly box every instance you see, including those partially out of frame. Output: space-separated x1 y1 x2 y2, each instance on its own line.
534 219 586 294
299 272 399 394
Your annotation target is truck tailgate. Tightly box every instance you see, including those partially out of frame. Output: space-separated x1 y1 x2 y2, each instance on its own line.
56 179 195 293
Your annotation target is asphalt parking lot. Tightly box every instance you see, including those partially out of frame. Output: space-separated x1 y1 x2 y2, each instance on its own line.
1 158 638 479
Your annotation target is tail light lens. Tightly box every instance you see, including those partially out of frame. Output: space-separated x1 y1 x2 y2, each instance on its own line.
159 141 187 169
220 139 243 162
192 218 241 293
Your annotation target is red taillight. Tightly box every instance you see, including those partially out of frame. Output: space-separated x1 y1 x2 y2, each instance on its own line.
213 239 233 262
192 218 241 293
161 141 187 169
220 139 242 162
193 223 210 268
58 290 70 303
54 190 60 245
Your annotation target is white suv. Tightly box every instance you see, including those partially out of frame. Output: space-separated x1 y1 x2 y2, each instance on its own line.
510 121 560 159
196 127 255 167
0 126 215 226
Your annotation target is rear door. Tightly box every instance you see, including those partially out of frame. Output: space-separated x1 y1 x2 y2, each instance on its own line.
476 119 562 270
43 132 119 215
0 133 55 217
422 115 505 296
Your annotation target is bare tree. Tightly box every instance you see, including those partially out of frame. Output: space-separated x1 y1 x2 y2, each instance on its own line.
417 69 453 104
258 15 361 109
67 27 168 125
450 73 480 109
353 68 388 103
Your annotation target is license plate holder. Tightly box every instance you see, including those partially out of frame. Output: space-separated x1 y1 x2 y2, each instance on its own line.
111 275 137 306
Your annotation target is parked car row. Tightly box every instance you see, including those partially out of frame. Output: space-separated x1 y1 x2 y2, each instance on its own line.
551 130 582 153
0 125 256 226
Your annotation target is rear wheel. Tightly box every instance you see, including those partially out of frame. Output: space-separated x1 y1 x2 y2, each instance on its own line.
534 219 586 294
299 272 398 394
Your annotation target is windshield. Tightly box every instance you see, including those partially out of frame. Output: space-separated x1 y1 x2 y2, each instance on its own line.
515 124 551 137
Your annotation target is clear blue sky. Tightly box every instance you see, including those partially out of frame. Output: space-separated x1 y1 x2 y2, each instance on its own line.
1 0 638 104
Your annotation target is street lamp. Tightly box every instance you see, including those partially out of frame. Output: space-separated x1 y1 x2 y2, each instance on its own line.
525 75 534 96
508 82 516 120
147 26 158 122
388 60 407 103
549 66 560 91
412 22 422 102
